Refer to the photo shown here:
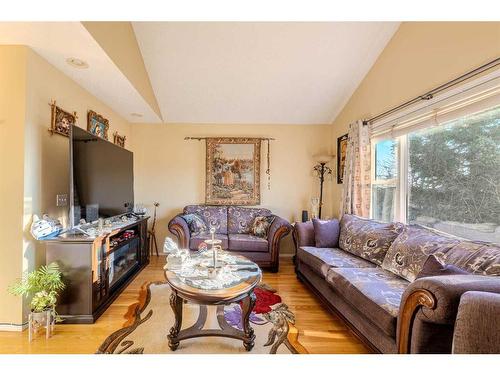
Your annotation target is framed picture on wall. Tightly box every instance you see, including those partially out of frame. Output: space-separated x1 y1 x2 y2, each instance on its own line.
337 133 348 184
205 137 261 205
113 131 126 148
87 110 109 140
49 101 76 137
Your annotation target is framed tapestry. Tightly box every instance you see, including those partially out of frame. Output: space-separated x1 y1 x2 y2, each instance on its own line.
206 137 261 205
337 133 348 184
49 101 76 137
87 110 109 140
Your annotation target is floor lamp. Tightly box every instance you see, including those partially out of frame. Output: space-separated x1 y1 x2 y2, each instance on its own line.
313 155 332 219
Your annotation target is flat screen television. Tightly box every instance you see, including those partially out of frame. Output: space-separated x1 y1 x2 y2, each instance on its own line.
70 125 134 227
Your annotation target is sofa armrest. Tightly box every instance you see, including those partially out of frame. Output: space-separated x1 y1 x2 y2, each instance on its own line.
267 216 292 270
168 214 190 248
397 274 500 353
453 291 500 353
293 221 315 250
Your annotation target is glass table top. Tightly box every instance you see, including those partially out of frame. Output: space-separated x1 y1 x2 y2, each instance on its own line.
164 251 261 291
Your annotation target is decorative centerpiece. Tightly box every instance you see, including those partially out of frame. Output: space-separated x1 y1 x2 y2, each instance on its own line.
163 237 190 271
204 228 223 277
8 262 65 341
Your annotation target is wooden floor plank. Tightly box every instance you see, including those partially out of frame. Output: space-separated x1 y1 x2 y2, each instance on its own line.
0 256 370 354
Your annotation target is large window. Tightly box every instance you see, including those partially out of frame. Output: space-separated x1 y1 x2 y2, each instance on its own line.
372 105 500 242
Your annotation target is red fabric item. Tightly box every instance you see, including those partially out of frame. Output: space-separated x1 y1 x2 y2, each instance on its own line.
251 287 282 314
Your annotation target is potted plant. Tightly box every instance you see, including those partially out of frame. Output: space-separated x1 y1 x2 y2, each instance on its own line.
8 262 65 330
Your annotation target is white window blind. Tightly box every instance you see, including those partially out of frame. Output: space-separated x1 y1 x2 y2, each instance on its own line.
371 70 500 139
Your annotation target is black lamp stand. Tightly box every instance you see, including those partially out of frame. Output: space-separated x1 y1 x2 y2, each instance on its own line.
313 162 332 219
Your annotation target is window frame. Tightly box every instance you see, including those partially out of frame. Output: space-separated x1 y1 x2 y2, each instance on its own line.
370 134 407 223
371 103 499 225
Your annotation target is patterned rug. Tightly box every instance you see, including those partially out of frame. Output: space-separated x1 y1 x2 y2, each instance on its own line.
97 282 307 354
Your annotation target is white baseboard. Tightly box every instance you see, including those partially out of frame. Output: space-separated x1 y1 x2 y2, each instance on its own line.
0 323 27 332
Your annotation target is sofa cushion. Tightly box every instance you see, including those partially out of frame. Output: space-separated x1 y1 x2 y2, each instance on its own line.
297 246 375 278
416 255 469 279
184 205 228 234
181 213 208 235
382 225 461 282
189 233 229 250
339 214 404 266
326 267 409 337
251 215 275 238
312 218 340 248
228 233 268 252
228 206 272 234
443 241 500 276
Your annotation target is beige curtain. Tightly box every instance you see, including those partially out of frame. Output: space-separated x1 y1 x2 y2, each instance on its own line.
340 120 371 217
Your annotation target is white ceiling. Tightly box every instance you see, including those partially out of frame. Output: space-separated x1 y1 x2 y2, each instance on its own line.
133 22 400 124
0 22 399 125
0 22 161 123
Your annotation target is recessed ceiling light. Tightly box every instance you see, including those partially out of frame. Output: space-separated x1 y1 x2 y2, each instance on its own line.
66 57 89 69
130 113 143 118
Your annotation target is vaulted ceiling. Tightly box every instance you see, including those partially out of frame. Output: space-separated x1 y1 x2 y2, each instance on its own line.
133 22 399 124
0 22 400 124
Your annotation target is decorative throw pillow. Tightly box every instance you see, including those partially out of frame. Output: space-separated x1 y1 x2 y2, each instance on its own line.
251 215 275 238
416 254 469 279
181 213 208 236
381 225 461 282
443 240 500 276
338 214 404 266
312 218 340 248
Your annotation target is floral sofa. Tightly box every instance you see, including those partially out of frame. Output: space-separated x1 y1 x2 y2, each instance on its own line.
294 214 500 353
168 205 291 272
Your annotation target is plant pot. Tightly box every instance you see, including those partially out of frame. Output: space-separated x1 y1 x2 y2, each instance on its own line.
28 309 56 341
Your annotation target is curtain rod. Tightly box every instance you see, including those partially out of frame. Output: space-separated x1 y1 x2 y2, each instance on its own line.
363 57 500 126
184 136 275 141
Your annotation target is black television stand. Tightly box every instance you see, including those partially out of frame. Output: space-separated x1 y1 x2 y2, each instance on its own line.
44 216 149 324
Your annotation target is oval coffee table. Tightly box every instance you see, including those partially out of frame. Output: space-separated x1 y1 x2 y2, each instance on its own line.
164 253 262 351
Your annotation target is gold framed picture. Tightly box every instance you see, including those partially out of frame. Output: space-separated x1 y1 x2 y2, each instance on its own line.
49 101 76 137
205 137 261 205
87 110 109 140
113 131 126 148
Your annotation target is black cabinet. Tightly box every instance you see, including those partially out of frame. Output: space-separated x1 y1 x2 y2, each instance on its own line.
46 217 149 323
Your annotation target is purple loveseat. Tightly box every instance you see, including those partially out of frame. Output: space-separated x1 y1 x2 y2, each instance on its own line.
294 214 500 353
168 205 291 272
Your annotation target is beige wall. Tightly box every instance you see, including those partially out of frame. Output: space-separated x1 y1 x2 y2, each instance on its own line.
131 123 333 255
331 22 500 216
0 45 133 327
0 46 27 326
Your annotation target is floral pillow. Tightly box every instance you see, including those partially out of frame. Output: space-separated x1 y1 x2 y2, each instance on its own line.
339 214 404 266
251 215 275 238
181 213 208 236
381 225 461 282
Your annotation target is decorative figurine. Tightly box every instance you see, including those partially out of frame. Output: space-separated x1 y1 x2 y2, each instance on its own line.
149 202 160 256
163 237 180 254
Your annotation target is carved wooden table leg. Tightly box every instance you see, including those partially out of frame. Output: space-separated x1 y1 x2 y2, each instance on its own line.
241 292 256 351
167 290 183 351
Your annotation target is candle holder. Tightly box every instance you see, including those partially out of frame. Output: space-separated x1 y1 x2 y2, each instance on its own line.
204 228 222 275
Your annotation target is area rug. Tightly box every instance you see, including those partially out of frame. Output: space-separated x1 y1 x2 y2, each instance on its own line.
97 282 307 354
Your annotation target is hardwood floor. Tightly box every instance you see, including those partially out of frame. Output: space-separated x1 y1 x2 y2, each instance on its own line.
0 256 370 354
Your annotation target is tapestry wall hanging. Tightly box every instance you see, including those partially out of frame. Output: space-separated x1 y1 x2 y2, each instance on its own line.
206 137 261 205
337 133 348 184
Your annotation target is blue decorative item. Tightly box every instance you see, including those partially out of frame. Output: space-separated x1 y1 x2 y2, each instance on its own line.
30 215 63 240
